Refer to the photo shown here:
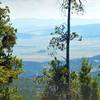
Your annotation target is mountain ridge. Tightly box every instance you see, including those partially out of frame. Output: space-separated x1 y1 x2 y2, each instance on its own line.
21 55 100 78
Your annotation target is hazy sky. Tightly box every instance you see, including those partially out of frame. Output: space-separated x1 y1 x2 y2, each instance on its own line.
1 0 100 61
1 0 100 19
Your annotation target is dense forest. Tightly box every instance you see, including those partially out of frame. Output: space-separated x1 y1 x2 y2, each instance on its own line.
0 0 100 100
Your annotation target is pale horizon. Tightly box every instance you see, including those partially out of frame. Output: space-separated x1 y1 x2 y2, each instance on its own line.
1 0 100 62
1 0 100 20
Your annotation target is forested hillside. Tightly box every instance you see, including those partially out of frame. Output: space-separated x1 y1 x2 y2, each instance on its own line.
0 0 100 100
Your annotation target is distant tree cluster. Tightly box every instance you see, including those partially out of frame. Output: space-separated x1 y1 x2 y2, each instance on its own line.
35 58 100 100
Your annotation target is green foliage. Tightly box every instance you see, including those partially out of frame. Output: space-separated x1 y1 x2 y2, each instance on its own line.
79 58 92 85
0 4 23 84
0 86 23 100
34 58 100 100
34 58 80 100
39 59 69 100
0 3 23 100
48 24 80 55
91 80 99 100
79 58 100 100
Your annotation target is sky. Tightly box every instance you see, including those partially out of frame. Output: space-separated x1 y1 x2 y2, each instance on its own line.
1 0 100 62
1 0 100 20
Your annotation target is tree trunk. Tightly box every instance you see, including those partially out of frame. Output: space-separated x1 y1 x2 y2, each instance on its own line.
66 0 71 100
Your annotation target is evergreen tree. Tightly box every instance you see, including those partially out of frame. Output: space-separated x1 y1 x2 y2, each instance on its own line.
79 58 99 100
48 1 84 99
0 3 23 100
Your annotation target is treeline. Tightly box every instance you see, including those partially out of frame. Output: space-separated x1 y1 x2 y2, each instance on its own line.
34 58 100 100
0 1 100 100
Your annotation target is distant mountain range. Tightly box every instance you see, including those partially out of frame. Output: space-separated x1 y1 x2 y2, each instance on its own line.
12 19 100 78
12 19 100 38
71 24 100 38
21 55 100 78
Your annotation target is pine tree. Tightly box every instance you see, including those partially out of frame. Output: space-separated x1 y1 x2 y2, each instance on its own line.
79 58 99 100
0 3 23 99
